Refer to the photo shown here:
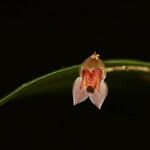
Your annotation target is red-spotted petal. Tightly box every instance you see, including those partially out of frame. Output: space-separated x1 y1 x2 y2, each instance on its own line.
89 81 108 109
72 77 89 105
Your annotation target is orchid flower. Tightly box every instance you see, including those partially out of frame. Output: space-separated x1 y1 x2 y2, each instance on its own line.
72 52 108 109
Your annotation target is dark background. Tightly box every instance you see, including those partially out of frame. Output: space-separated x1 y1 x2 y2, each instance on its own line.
0 1 150 149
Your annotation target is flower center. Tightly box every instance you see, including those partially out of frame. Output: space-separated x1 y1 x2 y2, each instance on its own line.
80 68 103 92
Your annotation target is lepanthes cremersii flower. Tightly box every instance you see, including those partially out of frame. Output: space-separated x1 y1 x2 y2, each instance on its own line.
72 52 108 109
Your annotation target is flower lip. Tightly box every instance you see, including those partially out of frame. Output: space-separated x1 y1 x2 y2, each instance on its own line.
87 86 94 93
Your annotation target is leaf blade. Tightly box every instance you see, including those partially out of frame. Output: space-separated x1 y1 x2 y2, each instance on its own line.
0 59 150 106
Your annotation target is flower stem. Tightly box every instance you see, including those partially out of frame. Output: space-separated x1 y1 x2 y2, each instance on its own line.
106 66 150 73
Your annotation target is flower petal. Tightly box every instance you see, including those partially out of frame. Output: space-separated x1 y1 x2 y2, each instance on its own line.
72 77 89 105
89 81 108 109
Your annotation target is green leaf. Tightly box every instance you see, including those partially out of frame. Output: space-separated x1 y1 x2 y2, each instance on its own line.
0 59 150 106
